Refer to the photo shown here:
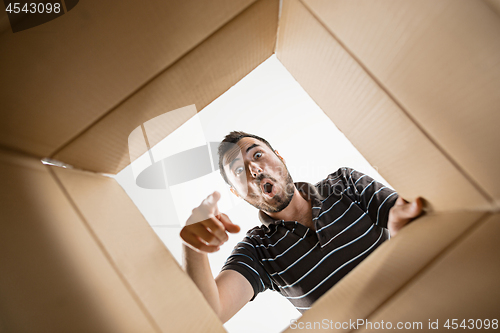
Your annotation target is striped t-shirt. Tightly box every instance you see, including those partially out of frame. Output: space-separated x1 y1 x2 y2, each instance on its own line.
221 167 398 313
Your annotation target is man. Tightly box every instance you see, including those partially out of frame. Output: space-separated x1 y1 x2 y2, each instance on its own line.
180 131 423 323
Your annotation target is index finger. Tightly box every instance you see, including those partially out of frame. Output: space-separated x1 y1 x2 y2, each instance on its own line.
202 215 229 243
203 191 221 211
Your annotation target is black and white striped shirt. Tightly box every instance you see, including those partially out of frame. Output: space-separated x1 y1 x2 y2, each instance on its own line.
221 167 398 313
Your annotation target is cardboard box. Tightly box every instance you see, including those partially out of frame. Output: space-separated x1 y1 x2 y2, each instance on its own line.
1 0 499 331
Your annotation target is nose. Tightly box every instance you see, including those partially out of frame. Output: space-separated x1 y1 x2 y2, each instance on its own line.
248 162 262 178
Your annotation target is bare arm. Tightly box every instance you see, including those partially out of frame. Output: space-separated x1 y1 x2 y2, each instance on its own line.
181 192 254 323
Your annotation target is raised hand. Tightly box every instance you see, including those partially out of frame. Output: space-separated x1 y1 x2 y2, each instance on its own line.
180 191 241 253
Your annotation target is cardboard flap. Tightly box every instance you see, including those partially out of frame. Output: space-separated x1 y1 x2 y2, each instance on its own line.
0 0 256 157
0 149 157 332
276 0 492 211
283 211 486 332
52 0 279 174
51 165 225 333
302 0 500 206
355 213 500 332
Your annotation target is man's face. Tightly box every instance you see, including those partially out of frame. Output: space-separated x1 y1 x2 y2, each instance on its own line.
223 137 295 213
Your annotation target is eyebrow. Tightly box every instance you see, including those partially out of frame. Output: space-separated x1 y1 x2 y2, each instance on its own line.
246 143 260 154
228 143 260 171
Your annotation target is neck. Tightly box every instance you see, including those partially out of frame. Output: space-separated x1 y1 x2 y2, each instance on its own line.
267 188 313 229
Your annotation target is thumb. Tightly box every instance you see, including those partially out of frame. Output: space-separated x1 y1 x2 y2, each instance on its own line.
218 213 241 234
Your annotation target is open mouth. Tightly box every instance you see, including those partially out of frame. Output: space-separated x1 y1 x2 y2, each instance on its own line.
260 179 276 198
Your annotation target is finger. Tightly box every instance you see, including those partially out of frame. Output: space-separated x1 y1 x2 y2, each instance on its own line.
191 223 223 246
399 199 423 219
394 196 408 206
198 191 221 218
211 192 221 217
180 228 219 252
202 216 229 243
204 191 221 210
183 235 220 253
194 236 221 253
219 213 241 234
412 197 424 216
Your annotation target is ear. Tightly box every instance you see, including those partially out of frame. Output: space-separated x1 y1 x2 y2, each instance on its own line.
230 187 240 198
275 150 286 164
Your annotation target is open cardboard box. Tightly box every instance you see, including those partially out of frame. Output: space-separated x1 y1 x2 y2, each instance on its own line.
1 0 500 331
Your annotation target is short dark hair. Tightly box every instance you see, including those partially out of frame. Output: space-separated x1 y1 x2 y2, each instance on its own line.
218 131 275 185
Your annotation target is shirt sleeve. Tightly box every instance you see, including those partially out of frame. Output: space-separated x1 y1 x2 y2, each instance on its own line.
326 167 398 229
220 235 278 301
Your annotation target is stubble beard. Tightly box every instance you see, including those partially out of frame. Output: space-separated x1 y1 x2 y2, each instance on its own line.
245 172 295 213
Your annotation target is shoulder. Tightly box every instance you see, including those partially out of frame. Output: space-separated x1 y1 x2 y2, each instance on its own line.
240 224 283 247
316 167 350 182
317 167 368 185
315 167 365 196
315 167 351 188
246 224 278 238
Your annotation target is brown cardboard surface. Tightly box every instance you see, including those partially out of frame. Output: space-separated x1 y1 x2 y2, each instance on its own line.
302 0 500 206
51 165 226 333
276 0 492 211
0 149 156 332
484 0 500 17
0 0 255 157
1 0 500 332
0 6 9 35
355 213 500 332
53 0 279 174
282 211 485 333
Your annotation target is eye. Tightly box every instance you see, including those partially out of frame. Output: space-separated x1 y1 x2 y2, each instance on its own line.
235 166 244 175
254 151 262 159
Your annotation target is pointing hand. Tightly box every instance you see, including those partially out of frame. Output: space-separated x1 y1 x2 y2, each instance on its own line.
180 191 241 253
